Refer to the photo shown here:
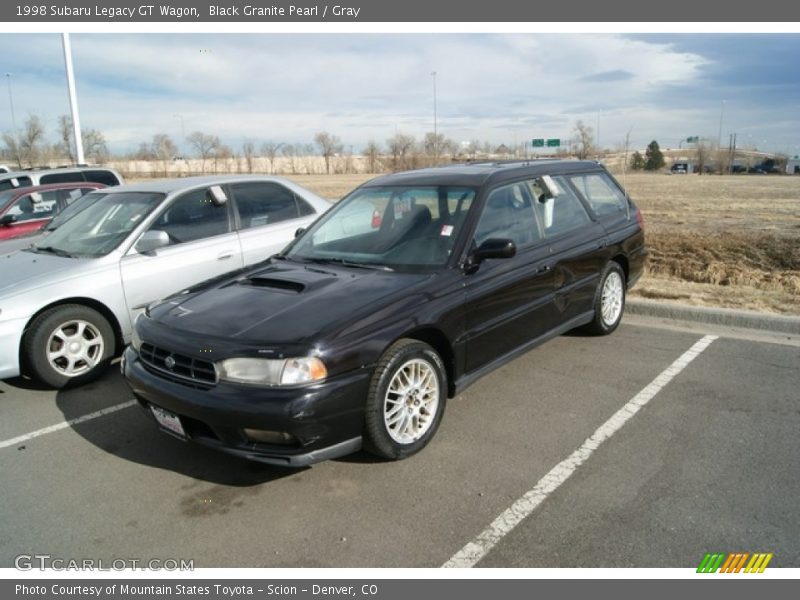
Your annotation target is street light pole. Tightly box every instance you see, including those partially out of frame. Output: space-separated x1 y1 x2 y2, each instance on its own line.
717 100 726 149
431 71 438 164
173 113 186 157
62 33 85 164
4 73 17 134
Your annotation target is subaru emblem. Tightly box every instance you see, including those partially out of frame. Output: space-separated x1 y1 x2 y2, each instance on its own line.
164 355 176 370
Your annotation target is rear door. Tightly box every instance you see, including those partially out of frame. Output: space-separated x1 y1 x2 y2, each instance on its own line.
229 181 318 265
119 186 244 314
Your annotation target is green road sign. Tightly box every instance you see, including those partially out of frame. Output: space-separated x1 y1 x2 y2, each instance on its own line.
546 138 561 147
686 136 699 143
532 139 544 148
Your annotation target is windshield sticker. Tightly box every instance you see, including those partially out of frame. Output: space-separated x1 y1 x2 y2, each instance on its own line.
441 224 454 237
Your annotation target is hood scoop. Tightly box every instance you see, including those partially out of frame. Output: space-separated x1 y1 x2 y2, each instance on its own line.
240 276 307 293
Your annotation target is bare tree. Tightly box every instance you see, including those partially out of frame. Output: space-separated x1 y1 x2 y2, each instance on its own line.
363 140 381 173
57 114 75 162
694 140 713 175
241 141 256 173
281 144 299 174
386 133 415 171
187 131 219 173
261 142 283 174
314 131 342 175
151 133 179 176
1 133 23 168
571 120 595 160
213 143 233 174
9 115 48 167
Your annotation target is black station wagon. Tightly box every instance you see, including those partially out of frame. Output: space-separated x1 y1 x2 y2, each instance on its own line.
123 160 647 466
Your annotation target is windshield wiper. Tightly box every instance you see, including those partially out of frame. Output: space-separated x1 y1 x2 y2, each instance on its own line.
29 245 76 258
302 257 393 272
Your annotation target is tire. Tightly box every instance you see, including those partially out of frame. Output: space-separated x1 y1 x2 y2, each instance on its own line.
364 339 447 460
23 304 115 389
584 261 626 335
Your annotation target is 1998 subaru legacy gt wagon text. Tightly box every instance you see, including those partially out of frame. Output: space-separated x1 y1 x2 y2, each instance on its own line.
123 160 647 466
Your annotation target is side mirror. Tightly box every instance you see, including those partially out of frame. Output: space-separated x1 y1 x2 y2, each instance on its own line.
135 230 170 254
295 227 306 238
0 214 16 226
470 238 516 267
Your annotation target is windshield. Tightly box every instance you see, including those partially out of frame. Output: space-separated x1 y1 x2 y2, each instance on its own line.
45 190 104 231
287 185 476 270
30 192 165 257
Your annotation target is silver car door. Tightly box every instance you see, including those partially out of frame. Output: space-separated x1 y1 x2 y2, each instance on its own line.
119 186 244 316
229 181 319 265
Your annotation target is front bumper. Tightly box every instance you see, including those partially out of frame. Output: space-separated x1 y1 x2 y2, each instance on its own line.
122 347 372 467
0 316 27 379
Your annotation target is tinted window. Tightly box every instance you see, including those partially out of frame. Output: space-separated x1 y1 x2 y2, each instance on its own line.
537 176 591 237
297 196 316 217
568 172 627 217
150 188 230 245
0 176 32 191
46 190 104 231
40 172 85 185
474 182 540 248
7 190 59 221
83 170 121 186
231 182 301 229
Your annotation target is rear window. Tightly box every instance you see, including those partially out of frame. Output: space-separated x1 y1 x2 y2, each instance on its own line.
40 172 86 185
83 170 121 186
0 176 32 191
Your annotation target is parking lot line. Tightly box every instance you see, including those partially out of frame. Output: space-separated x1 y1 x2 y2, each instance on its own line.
442 334 718 568
0 400 137 450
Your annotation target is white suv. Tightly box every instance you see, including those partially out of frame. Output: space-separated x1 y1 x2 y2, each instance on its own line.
0 166 124 191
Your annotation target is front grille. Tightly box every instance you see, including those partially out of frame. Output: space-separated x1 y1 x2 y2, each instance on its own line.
139 342 217 387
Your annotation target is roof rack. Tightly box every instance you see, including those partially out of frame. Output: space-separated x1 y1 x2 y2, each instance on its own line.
462 158 569 168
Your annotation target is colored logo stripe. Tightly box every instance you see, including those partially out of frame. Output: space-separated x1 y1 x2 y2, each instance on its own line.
697 552 773 573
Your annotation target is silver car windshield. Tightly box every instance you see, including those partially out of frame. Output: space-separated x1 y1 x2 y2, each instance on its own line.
287 185 476 270
28 192 165 257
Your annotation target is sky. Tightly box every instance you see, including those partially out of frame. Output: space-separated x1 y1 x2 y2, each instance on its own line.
0 33 798 156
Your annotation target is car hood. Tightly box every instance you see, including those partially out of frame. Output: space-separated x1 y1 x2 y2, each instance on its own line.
0 249 101 297
149 260 434 345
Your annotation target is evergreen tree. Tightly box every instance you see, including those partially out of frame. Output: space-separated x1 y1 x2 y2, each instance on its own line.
629 151 645 171
644 141 665 171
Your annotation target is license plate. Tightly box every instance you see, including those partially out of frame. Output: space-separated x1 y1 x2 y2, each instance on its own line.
150 405 187 439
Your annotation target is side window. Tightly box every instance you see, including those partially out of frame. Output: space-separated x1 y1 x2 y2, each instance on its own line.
231 182 301 230
474 182 540 248
536 176 591 237
83 170 121 186
0 177 32 190
296 196 316 217
7 191 59 221
150 188 230 245
568 172 627 217
40 172 85 185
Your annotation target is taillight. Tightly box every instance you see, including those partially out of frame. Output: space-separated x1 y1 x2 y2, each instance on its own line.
635 209 645 229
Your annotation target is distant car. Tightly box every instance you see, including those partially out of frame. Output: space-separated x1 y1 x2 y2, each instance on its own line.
124 160 647 466
0 182 106 243
0 165 123 192
0 175 331 388
670 164 688 174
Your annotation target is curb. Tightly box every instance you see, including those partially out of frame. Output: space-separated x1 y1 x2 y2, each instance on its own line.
626 299 800 335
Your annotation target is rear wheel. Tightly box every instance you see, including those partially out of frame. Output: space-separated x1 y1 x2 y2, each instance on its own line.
584 261 626 335
23 304 115 388
364 339 447 460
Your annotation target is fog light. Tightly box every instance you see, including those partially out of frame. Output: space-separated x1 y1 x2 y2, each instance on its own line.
243 429 296 445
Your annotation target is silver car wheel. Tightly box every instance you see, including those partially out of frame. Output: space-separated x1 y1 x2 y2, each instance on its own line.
46 319 105 377
601 271 624 326
383 358 440 444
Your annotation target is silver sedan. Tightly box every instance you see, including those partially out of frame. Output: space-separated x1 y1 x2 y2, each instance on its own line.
0 175 331 388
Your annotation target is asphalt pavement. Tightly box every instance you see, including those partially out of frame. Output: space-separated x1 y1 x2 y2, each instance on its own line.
1 316 797 568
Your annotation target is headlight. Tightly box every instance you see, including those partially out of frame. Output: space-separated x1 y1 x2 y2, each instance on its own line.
217 357 327 386
130 316 143 352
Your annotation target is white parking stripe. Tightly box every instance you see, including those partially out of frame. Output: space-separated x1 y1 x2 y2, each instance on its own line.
0 400 137 450
443 334 718 568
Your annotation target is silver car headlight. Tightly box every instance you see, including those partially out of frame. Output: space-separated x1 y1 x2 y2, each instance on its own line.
217 357 327 386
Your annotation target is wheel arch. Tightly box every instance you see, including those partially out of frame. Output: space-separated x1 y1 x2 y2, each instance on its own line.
20 297 125 370
400 327 456 398
611 253 629 283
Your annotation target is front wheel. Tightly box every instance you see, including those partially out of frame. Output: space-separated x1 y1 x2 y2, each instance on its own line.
364 339 447 460
23 304 115 388
584 261 626 335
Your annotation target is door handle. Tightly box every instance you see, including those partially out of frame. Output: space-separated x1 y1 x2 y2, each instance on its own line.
217 252 234 261
538 264 552 274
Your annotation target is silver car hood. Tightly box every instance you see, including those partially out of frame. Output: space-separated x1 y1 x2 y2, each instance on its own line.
0 250 103 297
